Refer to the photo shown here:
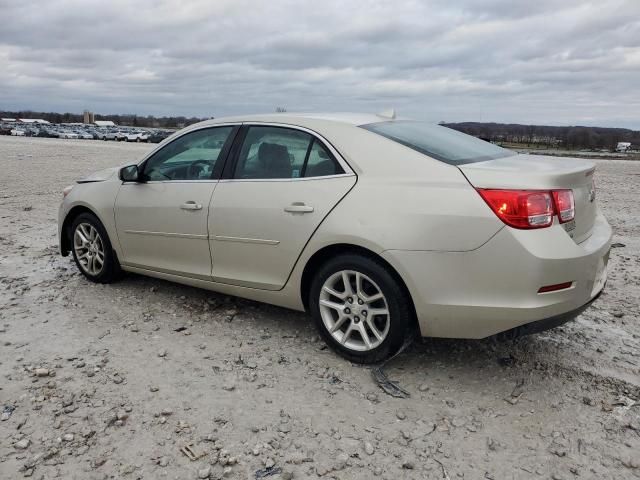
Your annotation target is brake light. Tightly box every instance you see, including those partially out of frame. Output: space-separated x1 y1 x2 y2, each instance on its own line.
552 190 575 223
476 189 554 229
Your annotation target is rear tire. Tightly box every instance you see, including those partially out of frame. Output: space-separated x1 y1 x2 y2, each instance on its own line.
70 213 121 283
309 253 412 364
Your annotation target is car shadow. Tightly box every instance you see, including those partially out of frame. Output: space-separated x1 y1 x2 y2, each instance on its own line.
111 272 569 388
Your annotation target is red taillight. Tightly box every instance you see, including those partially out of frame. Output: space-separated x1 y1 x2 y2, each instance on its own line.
476 189 554 229
552 189 575 223
477 188 575 229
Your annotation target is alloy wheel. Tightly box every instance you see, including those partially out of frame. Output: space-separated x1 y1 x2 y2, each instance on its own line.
318 270 390 352
73 222 105 276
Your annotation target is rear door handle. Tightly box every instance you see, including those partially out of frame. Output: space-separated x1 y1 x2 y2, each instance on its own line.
180 201 202 211
284 202 314 214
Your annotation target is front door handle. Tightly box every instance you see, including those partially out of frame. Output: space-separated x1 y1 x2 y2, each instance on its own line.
284 202 314 214
180 201 202 211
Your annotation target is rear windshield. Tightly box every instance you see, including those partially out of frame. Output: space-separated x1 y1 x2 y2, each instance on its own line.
361 121 514 165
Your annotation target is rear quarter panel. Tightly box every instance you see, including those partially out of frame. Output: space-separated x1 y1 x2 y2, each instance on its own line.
300 124 504 253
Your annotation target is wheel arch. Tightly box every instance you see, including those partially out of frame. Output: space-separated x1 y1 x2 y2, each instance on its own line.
60 205 102 255
300 243 418 326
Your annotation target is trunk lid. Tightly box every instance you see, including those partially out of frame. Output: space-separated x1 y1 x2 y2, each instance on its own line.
459 154 597 244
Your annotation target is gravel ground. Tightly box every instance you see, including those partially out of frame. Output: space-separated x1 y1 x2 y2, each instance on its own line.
1 136 639 480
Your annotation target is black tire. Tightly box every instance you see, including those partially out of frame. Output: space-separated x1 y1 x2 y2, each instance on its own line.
309 253 413 364
70 212 121 283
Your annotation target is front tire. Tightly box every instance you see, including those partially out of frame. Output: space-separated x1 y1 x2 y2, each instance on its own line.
71 213 121 283
309 253 413 364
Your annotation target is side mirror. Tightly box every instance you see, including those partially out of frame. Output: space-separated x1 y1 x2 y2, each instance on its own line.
119 164 140 182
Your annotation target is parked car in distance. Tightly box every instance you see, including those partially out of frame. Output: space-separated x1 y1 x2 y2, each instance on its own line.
99 130 118 141
112 131 126 141
58 113 612 363
147 130 172 143
10 128 26 136
123 131 149 142
58 130 79 139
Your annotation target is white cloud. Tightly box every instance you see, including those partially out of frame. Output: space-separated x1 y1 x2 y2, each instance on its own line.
0 0 638 127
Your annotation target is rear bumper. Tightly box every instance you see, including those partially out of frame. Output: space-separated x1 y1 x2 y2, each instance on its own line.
382 210 612 338
495 287 603 339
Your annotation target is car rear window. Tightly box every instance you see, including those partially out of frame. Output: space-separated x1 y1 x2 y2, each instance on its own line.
361 121 514 165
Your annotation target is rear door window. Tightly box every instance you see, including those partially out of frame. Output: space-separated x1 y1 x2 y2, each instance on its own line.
234 126 344 179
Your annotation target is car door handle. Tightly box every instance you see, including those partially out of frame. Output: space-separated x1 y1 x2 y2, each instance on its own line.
180 201 202 211
284 202 314 213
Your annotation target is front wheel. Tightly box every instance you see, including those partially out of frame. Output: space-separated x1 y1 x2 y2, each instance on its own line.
71 213 121 283
309 254 413 364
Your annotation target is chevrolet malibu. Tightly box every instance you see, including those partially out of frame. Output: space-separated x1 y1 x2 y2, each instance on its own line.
58 113 612 363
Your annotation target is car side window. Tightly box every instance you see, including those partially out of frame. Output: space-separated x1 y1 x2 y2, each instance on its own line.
234 126 344 179
303 140 343 177
142 126 233 181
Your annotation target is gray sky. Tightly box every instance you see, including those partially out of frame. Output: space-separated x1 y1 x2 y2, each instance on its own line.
1 0 639 128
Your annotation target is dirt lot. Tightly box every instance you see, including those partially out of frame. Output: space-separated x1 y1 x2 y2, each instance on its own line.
1 136 639 480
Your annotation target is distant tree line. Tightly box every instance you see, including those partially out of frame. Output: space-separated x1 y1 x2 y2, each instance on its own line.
444 122 640 151
0 110 206 128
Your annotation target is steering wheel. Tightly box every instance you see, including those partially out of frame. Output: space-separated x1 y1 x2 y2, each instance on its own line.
187 160 211 180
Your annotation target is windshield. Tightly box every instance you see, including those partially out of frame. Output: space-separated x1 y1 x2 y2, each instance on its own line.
361 121 514 165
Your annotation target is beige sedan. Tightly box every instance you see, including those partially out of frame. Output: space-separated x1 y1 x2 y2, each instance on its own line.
58 113 612 363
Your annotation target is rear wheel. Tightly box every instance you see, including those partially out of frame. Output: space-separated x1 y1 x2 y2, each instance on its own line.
71 213 121 283
309 254 412 364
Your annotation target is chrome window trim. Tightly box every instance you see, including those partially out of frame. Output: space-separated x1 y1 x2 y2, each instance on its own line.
231 121 355 181
132 121 356 183
121 180 219 185
136 123 241 167
218 173 354 183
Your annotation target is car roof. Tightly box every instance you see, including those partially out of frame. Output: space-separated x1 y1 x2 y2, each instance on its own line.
190 112 394 130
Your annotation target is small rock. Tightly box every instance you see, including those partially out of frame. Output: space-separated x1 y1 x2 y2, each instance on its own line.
158 350 168 358
34 368 49 377
396 410 407 420
198 466 211 478
150 386 159 392
364 441 374 455
15 439 30 449
452 417 466 427
487 437 500 452
335 452 349 470
418 383 429 392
